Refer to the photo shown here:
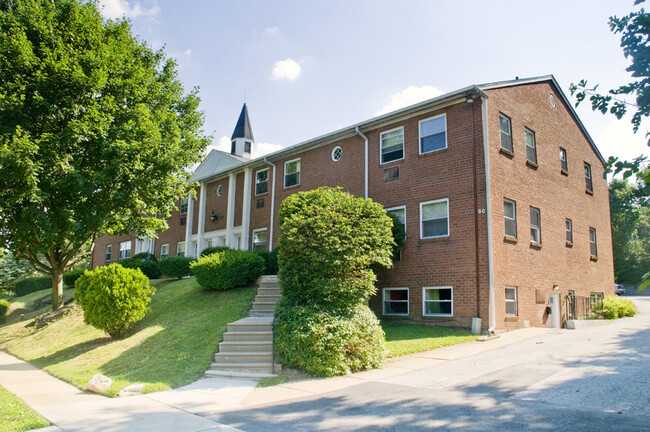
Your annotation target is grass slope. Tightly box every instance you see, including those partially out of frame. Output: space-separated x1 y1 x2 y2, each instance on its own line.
383 321 478 358
4 288 75 324
0 278 255 397
0 385 49 432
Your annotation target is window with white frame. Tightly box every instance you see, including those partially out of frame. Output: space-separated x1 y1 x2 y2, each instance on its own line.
160 244 169 259
180 197 188 215
256 168 269 195
380 127 404 164
589 227 597 257
423 287 453 316
560 148 568 172
419 114 447 154
119 241 131 259
590 292 604 309
566 218 573 243
284 159 300 188
176 241 185 257
420 199 449 239
504 199 517 238
386 206 406 237
530 206 541 244
525 128 537 164
499 114 512 152
584 162 593 193
252 228 268 251
105 245 112 262
383 288 409 316
505 286 517 316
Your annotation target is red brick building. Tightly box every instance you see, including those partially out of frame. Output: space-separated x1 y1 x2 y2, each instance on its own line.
92 75 615 331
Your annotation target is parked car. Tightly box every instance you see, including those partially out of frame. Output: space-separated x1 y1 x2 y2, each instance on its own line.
615 284 626 296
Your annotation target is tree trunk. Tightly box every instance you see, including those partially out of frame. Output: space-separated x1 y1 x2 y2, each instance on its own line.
51 268 63 310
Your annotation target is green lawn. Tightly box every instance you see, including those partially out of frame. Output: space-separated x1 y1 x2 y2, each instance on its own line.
0 278 255 397
3 287 75 324
0 385 49 432
382 321 478 358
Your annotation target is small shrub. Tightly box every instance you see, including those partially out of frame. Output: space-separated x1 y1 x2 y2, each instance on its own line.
74 264 155 339
274 303 386 377
617 297 638 317
592 295 637 320
130 252 157 261
63 269 85 287
121 259 162 279
14 276 52 297
158 256 194 279
191 250 265 291
200 246 231 257
0 299 10 322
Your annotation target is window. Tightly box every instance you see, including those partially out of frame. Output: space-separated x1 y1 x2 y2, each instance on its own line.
420 199 449 239
423 287 453 317
231 141 236 154
565 218 573 243
244 141 251 154
331 146 342 162
180 197 188 215
255 169 269 195
419 114 447 154
560 148 568 172
505 286 517 316
177 241 185 257
105 245 112 262
383 166 399 180
525 128 537 164
252 228 268 251
504 199 517 238
383 288 409 316
216 184 223 197
590 292 604 309
160 244 169 259
584 162 593 193
119 241 131 259
284 158 300 188
530 207 541 244
380 127 404 164
499 114 513 152
386 206 406 237
589 227 597 257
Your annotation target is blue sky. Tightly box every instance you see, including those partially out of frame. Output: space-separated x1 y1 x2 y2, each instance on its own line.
98 0 647 164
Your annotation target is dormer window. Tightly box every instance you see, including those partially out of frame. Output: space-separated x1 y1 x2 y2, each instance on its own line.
231 140 236 154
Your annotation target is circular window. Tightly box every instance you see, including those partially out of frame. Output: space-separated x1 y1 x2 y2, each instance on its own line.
331 146 342 162
549 94 556 109
216 184 223 197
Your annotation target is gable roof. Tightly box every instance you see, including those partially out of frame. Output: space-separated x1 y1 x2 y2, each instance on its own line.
231 103 254 141
191 150 245 182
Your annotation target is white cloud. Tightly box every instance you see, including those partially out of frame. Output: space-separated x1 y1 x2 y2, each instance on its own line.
375 85 445 116
184 48 192 56
264 27 280 35
98 0 160 20
204 136 284 159
271 58 302 82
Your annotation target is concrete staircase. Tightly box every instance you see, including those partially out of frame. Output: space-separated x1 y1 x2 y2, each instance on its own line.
205 275 282 379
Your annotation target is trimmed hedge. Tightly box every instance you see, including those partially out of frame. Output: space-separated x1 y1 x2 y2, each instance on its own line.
120 258 162 279
63 269 85 287
74 264 155 339
158 256 194 279
191 250 265 291
200 246 231 257
130 252 156 261
254 248 279 275
0 299 10 322
14 276 52 297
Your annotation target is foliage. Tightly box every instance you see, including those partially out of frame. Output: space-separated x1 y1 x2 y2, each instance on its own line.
130 253 157 262
13 276 51 297
120 254 162 279
274 303 385 377
0 0 209 309
0 299 9 322
0 254 35 296
191 250 265 291
386 211 406 258
254 248 279 275
158 256 194 279
199 246 231 257
62 269 85 287
591 295 638 319
0 278 255 397
0 385 50 432
74 264 155 339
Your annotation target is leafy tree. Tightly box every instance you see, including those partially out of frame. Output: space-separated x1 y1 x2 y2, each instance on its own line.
0 0 208 309
0 253 35 296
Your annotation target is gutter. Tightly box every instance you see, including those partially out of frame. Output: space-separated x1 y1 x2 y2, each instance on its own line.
263 157 277 250
354 127 369 199
482 96 496 334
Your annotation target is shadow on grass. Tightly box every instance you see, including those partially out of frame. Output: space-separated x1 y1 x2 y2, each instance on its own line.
30 337 112 369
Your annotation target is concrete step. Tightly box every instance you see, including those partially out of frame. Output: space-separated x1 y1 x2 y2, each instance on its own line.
256 287 281 296
249 311 274 317
219 341 273 352
227 317 273 333
213 351 273 363
209 362 282 373
250 302 277 312
258 275 278 282
254 294 281 303
223 331 273 342
204 369 280 380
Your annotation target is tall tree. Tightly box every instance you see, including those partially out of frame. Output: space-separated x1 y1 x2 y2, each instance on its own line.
0 0 209 309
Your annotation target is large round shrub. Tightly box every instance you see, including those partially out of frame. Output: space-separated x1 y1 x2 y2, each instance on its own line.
274 303 386 376
158 256 194 279
594 295 638 319
191 250 265 291
74 264 155 339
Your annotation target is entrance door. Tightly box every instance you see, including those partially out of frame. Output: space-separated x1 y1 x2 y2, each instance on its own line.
549 292 561 328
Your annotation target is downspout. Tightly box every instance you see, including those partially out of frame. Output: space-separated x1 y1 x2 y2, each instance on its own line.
354 126 369 199
482 96 496 334
470 98 480 319
263 157 277 250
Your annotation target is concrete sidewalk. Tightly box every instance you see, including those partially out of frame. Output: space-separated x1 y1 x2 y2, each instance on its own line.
0 326 553 431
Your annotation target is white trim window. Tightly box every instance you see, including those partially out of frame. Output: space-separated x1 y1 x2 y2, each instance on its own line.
119 241 131 259
386 205 406 238
423 286 453 317
420 199 449 239
255 168 269 195
105 245 112 262
176 241 185 257
331 146 342 162
252 228 268 251
284 158 300 188
419 114 447 154
560 148 568 172
180 197 188 215
160 244 169 259
530 206 541 244
584 162 593 193
505 286 517 316
589 227 598 257
499 114 512 152
504 199 517 238
566 218 573 243
525 128 537 164
380 127 404 164
383 287 409 316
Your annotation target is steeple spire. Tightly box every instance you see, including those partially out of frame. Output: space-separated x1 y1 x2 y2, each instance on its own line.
230 104 254 158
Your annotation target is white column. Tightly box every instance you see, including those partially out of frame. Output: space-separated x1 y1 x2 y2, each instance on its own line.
226 172 237 248
196 182 207 256
241 168 253 250
184 192 194 257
